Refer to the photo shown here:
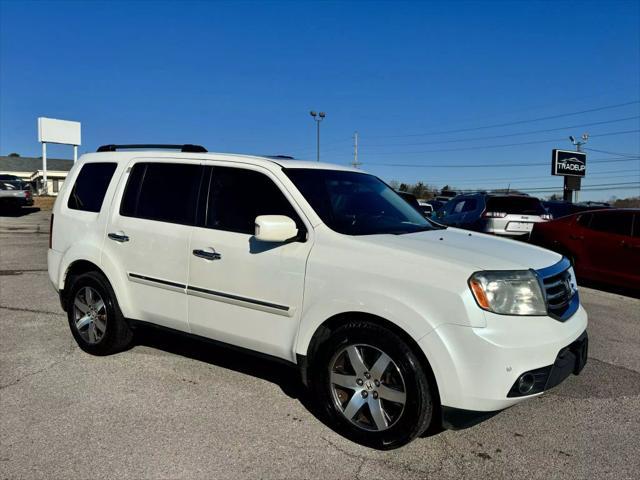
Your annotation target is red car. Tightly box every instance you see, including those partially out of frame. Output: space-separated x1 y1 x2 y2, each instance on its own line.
531 208 640 290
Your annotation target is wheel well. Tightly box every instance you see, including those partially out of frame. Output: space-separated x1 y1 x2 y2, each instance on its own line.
61 260 105 310
304 312 441 408
64 260 104 285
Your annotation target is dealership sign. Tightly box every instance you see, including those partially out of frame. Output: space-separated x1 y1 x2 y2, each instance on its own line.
551 149 587 177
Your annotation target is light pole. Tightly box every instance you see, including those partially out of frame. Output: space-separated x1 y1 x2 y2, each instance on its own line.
310 111 326 162
569 132 589 153
566 133 589 202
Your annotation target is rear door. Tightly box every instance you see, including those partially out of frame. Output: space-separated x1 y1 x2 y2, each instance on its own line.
581 210 636 286
186 163 312 361
103 160 204 332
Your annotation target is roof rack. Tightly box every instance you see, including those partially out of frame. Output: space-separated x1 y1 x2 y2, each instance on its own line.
96 144 207 153
261 155 295 160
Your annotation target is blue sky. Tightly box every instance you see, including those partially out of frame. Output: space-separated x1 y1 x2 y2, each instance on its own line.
1 0 638 201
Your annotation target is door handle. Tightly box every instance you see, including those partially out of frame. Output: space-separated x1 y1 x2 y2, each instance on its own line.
193 248 222 260
569 234 584 240
108 232 129 242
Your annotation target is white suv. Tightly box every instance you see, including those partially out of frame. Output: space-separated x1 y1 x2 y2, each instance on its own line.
48 144 588 449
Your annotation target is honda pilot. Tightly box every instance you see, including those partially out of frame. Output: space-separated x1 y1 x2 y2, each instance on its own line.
48 145 588 449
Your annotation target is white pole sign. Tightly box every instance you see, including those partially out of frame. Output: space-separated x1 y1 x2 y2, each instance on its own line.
37 117 82 195
38 118 81 145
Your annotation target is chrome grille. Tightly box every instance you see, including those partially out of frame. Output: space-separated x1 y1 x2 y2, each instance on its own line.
536 258 579 321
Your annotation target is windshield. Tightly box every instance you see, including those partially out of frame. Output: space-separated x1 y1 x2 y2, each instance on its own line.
486 196 545 215
284 168 440 235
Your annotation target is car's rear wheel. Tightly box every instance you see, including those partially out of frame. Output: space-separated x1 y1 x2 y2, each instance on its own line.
311 320 434 449
66 271 133 356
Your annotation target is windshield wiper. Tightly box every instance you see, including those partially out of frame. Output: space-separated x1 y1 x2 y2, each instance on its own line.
391 225 442 235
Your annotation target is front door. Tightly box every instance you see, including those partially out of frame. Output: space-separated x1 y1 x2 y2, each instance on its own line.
187 164 312 361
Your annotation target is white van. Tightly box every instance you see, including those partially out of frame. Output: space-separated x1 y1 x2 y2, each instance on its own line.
48 144 588 449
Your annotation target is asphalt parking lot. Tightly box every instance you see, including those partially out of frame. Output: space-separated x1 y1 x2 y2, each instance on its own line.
1 208 639 480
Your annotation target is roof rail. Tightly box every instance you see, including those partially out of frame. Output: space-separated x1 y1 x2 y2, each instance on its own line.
261 155 295 160
96 144 207 153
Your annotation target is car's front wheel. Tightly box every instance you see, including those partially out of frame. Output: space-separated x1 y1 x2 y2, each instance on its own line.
311 320 435 449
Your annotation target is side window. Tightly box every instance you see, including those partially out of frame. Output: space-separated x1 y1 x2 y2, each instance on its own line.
462 199 477 212
577 213 591 227
120 162 203 225
633 214 640 238
588 212 633 236
68 163 117 212
453 200 465 214
206 167 302 235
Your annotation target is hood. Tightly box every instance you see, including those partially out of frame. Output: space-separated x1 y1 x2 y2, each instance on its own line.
354 227 562 272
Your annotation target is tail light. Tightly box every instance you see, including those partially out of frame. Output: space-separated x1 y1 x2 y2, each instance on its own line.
25 190 32 199
483 211 507 218
541 213 553 220
49 214 54 249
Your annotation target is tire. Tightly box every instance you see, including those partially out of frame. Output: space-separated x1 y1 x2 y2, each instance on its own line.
311 320 434 449
66 271 133 356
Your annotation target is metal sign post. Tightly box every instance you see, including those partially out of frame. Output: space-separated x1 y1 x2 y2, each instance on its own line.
37 117 81 195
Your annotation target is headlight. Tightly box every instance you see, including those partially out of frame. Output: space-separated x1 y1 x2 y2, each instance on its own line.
468 270 546 316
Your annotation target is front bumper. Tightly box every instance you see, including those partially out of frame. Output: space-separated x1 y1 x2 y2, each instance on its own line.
441 330 588 429
420 305 588 414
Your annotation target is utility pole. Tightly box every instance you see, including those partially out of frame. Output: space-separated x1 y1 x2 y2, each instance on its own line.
352 131 361 168
309 111 326 162
567 133 589 202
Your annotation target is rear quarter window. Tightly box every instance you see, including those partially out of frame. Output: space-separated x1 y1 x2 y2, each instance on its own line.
67 163 118 213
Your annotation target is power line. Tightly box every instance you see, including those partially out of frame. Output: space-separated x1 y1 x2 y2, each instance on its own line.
359 129 640 155
512 185 639 193
437 173 635 187
584 147 640 158
462 182 640 192
453 185 639 194
362 100 640 139
365 155 640 168
360 116 639 148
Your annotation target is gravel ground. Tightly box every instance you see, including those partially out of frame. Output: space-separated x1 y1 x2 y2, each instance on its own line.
1 209 639 479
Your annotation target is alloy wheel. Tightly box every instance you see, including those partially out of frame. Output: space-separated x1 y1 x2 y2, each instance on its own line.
73 286 107 344
329 344 406 432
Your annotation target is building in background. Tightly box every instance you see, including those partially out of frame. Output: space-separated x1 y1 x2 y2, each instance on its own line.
0 155 73 195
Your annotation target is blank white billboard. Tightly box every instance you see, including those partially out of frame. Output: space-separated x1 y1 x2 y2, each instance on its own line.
38 117 81 145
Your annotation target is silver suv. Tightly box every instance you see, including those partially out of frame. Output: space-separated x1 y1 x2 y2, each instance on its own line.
436 193 551 238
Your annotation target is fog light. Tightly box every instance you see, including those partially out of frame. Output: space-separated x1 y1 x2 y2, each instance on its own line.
517 373 536 394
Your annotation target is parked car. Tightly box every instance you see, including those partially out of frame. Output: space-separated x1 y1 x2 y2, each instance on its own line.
438 190 457 200
48 144 587 449
396 191 434 219
531 209 639 290
427 199 447 218
0 179 33 210
396 190 421 210
542 200 610 219
435 193 551 239
417 199 434 216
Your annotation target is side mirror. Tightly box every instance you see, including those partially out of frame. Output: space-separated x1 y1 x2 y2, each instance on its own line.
254 215 299 242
